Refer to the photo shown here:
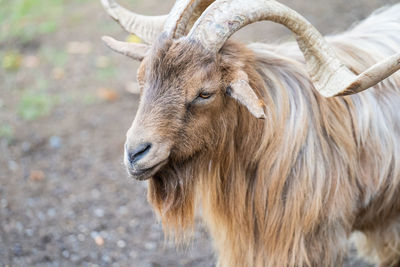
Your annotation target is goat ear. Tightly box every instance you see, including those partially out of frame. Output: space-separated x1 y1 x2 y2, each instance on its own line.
227 74 266 119
102 36 150 61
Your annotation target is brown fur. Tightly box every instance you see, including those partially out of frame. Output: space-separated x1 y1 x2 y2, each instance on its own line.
129 5 400 267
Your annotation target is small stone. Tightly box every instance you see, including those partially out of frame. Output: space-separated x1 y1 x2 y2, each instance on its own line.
15 222 23 233
94 235 104 246
129 250 138 259
89 251 98 260
78 225 88 233
66 41 92 54
125 82 140 94
90 189 100 199
29 170 45 182
47 208 56 218
65 209 75 219
117 239 126 248
117 206 128 215
21 141 31 152
77 234 85 242
101 254 111 263
90 231 98 239
95 56 110 68
99 231 109 239
8 160 18 171
62 250 70 258
25 229 33 237
1 198 8 208
52 67 65 80
37 211 45 221
67 209 75 218
128 219 137 228
97 88 119 102
94 208 104 218
116 226 126 234
49 136 62 149
68 194 77 203
13 243 23 257
144 242 156 250
68 234 77 243
22 55 40 68
71 254 80 262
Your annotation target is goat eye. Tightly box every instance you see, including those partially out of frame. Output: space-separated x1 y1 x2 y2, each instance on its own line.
198 92 212 99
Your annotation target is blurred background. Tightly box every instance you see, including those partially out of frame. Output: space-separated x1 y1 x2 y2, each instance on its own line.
0 0 397 266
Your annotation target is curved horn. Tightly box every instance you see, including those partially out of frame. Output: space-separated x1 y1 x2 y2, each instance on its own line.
101 0 167 44
188 0 400 97
102 36 150 61
163 0 215 38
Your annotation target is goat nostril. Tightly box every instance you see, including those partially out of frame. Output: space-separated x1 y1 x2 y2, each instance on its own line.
128 143 152 164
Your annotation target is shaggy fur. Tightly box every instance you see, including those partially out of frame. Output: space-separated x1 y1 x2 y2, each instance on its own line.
137 5 400 267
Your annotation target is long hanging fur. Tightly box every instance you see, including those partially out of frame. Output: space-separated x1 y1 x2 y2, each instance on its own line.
147 4 400 266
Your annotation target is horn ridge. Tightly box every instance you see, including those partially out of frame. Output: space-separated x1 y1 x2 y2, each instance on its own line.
101 0 167 44
163 0 215 38
188 0 400 97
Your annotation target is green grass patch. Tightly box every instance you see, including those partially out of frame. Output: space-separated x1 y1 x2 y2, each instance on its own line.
40 46 69 67
64 91 99 105
0 0 92 43
2 50 22 71
96 65 117 81
0 0 64 43
0 124 14 142
17 77 57 120
18 90 57 120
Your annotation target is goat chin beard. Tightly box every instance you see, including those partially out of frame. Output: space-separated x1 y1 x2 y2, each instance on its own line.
147 156 199 238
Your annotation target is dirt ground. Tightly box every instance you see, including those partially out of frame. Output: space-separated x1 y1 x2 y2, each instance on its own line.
0 0 398 266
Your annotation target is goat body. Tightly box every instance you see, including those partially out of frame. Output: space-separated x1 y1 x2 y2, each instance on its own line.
147 5 400 267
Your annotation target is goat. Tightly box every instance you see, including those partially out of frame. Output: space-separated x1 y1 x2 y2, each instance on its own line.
100 0 400 266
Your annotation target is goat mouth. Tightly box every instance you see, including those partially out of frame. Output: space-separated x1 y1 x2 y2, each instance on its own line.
127 159 168 181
